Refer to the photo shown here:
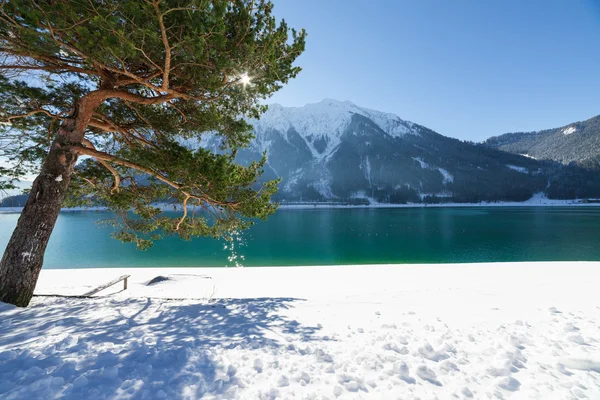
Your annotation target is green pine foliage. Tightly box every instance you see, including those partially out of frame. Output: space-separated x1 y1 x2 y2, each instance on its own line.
0 0 306 249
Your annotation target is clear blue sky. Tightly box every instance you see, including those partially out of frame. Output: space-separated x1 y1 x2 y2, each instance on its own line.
269 0 600 141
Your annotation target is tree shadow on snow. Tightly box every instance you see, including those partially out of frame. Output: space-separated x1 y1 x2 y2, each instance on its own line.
0 295 324 399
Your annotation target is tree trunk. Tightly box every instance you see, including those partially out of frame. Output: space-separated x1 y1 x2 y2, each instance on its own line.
0 121 84 306
0 90 106 306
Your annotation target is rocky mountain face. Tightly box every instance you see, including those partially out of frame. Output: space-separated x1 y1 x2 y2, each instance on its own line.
201 99 600 204
484 115 600 168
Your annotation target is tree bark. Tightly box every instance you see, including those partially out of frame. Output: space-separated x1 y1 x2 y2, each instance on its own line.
0 93 104 307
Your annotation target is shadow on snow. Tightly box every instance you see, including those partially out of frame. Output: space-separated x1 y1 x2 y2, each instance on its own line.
0 295 323 399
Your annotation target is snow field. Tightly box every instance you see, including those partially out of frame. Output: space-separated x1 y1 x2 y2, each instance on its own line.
0 263 599 399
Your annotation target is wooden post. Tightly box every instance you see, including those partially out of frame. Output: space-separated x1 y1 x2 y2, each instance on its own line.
123 276 128 291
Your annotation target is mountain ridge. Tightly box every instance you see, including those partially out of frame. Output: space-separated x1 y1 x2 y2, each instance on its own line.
241 99 600 203
200 99 600 204
250 99 419 161
4 100 599 206
483 114 600 167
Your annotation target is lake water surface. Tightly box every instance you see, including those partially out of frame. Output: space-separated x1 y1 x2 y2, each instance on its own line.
1 207 599 269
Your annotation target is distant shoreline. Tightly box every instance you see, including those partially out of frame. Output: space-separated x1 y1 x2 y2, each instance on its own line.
1 199 600 214
278 200 600 209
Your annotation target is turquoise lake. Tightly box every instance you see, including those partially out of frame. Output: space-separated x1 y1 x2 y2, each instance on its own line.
0 207 599 268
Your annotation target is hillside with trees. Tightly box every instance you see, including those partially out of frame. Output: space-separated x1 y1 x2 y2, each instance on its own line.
484 115 600 167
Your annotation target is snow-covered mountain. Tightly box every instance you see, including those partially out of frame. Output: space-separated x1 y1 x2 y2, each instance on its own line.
251 99 418 160
3 100 598 207
204 99 600 203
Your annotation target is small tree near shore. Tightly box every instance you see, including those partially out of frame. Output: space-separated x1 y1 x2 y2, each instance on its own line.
0 0 305 306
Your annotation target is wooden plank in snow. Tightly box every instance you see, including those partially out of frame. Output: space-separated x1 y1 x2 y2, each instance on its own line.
82 274 130 296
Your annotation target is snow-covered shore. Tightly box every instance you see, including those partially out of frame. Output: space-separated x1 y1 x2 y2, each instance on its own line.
278 192 600 209
1 262 599 399
278 201 600 210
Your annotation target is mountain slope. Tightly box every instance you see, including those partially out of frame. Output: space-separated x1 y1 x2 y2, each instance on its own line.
200 99 600 204
484 115 600 168
203 99 568 204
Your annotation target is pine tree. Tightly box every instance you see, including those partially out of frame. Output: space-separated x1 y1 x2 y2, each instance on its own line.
0 0 305 306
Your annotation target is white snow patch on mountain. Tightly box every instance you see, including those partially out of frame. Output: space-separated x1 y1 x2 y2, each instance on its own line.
312 174 334 199
355 104 415 138
412 157 430 169
507 165 529 174
562 126 577 135
283 168 303 192
351 190 378 205
438 168 454 184
413 158 454 184
361 156 372 186
252 135 275 154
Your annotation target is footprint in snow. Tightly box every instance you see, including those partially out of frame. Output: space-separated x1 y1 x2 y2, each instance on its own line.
382 343 408 354
294 371 311 385
416 365 442 386
440 360 459 372
397 335 408 345
392 361 415 384
567 334 587 345
497 376 520 391
253 358 263 373
277 375 289 387
418 343 449 362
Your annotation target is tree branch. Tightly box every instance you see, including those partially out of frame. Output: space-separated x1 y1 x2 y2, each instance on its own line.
1 109 63 124
81 139 121 193
0 63 98 76
94 89 178 105
76 146 237 209
76 145 183 190
89 114 157 149
176 193 190 230
151 0 172 91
